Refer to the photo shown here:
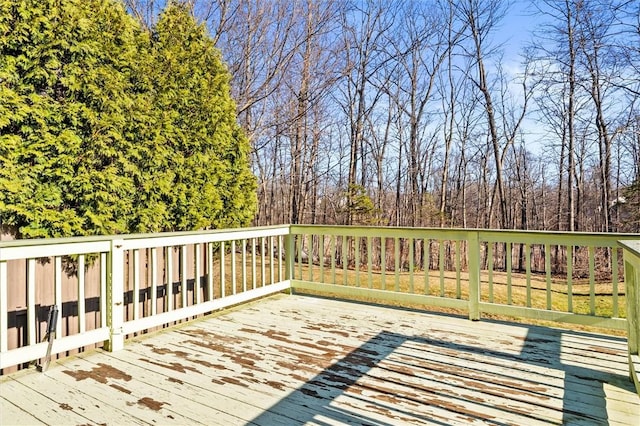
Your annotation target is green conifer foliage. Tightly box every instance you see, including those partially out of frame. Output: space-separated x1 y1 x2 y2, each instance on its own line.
0 0 142 237
0 0 256 237
147 3 256 231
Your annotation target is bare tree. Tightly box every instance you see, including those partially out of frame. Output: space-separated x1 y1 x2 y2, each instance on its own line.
337 0 395 224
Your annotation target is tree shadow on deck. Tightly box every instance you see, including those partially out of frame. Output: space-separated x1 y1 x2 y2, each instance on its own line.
249 323 635 425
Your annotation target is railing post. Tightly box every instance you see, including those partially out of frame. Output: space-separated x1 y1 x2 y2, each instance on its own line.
106 239 125 351
285 229 295 294
468 232 481 321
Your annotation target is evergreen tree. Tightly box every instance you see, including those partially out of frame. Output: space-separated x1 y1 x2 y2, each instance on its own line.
0 0 256 237
0 0 143 237
146 3 256 231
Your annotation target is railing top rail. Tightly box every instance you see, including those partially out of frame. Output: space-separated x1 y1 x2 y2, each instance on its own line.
0 225 291 260
0 241 113 261
0 225 290 249
290 224 639 244
1 224 637 259
120 225 290 250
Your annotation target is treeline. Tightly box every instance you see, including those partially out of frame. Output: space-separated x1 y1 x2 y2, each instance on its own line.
126 0 640 233
0 0 256 238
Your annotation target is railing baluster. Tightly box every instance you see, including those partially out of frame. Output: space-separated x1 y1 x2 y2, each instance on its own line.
367 236 373 290
381 237 386 290
409 238 414 294
525 244 532 308
261 237 266 288
242 239 247 291
439 240 445 297
251 238 257 289
320 235 325 284
278 235 283 282
394 237 400 292
181 245 187 309
54 256 62 338
166 247 173 312
455 240 461 299
589 246 596 315
133 249 140 320
101 252 107 326
207 243 214 301
78 254 86 333
468 232 481 320
506 242 512 305
270 236 275 286
298 235 304 279
151 248 158 315
612 248 619 317
27 259 36 344
355 237 360 288
545 244 551 310
195 244 201 305
220 241 226 298
330 235 336 284
423 239 429 296
308 235 313 283
231 240 237 295
567 246 573 312
342 236 348 286
488 242 494 303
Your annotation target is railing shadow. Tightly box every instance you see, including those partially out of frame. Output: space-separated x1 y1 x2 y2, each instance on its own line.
249 324 634 425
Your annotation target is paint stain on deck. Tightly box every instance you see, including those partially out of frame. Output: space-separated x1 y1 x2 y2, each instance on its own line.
304 324 350 338
64 363 132 384
146 344 219 369
110 383 132 394
137 397 169 411
221 377 247 387
138 358 200 375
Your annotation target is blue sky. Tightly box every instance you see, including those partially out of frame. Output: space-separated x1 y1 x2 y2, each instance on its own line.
500 0 540 67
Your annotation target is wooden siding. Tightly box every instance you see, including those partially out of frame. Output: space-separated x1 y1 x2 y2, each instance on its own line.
1 294 639 425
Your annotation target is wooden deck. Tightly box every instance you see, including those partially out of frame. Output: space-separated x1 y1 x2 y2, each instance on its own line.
1 294 638 425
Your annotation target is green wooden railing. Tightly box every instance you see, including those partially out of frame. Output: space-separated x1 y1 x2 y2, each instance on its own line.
289 225 639 331
622 240 640 396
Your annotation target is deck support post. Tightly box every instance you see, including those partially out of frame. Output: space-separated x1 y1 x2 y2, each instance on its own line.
285 229 295 294
468 232 481 321
106 239 125 351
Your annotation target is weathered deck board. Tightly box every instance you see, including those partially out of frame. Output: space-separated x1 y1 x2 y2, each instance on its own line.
1 294 638 425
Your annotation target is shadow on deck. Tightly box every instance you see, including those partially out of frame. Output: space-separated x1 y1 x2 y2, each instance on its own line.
253 327 633 425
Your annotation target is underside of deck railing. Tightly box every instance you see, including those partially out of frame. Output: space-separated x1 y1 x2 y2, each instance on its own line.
1 225 639 396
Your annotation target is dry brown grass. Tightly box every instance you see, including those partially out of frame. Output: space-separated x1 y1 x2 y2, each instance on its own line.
207 256 626 336
295 263 627 336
